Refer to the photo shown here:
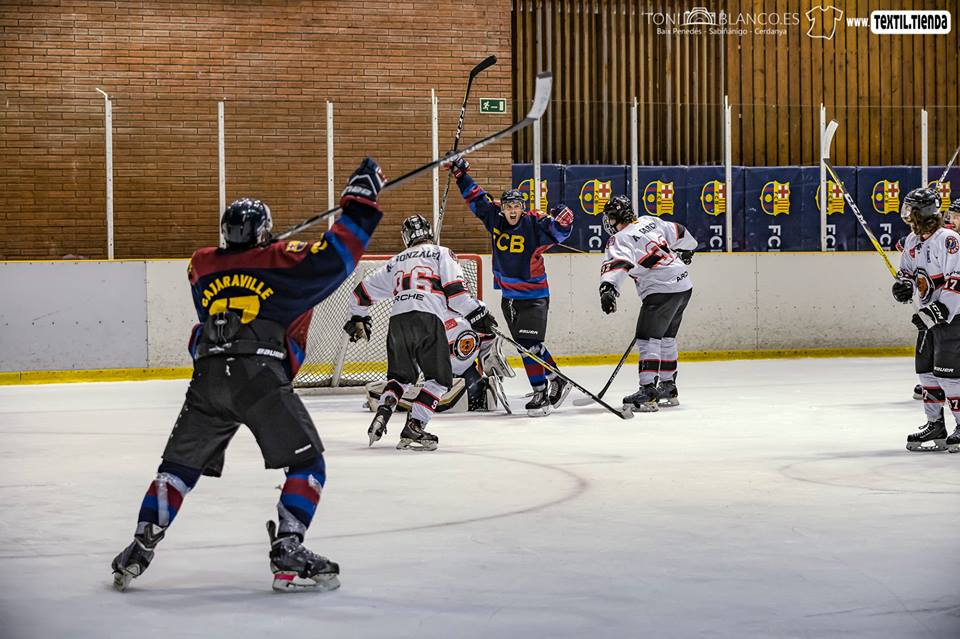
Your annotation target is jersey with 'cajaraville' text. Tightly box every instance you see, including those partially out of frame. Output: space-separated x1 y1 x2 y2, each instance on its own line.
601 216 697 299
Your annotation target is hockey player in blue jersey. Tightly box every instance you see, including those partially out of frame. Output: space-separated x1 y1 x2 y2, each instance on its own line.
110 159 385 593
447 156 574 416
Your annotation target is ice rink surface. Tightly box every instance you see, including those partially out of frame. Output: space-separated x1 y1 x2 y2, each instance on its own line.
0 357 957 639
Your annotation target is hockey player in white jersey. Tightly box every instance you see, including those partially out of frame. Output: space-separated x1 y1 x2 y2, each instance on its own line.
892 187 960 452
362 310 514 414
344 215 497 451
598 195 697 412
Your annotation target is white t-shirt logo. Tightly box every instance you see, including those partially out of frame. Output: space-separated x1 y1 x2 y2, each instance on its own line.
806 5 844 40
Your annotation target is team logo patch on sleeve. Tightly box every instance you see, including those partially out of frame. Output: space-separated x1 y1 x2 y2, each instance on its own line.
945 236 959 254
454 330 480 361
285 240 308 253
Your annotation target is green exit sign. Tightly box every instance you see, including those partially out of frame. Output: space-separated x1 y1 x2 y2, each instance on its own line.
479 98 506 114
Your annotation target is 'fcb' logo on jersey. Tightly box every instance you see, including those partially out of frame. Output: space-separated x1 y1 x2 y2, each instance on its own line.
872 180 901 214
642 180 675 216
928 180 951 212
700 180 726 216
579 179 613 216
517 178 548 212
760 180 791 216
815 180 846 215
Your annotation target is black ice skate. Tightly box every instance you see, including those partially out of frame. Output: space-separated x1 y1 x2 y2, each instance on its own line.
525 388 552 417
111 523 165 591
266 520 340 592
368 395 397 447
913 384 923 400
396 416 438 451
946 425 960 453
548 376 571 408
906 418 948 452
656 380 679 407
623 384 660 413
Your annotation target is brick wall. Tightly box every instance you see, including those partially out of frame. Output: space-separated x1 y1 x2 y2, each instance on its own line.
0 0 513 259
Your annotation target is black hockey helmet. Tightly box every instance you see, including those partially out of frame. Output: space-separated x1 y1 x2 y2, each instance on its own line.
602 195 637 235
221 198 272 247
500 189 525 209
901 187 942 235
401 214 434 248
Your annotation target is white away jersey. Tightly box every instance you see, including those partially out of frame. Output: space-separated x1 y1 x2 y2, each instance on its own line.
600 216 697 299
349 243 481 321
898 227 960 321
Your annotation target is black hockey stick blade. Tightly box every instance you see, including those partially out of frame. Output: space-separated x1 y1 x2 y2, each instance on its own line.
492 327 633 420
470 55 497 80
274 72 552 241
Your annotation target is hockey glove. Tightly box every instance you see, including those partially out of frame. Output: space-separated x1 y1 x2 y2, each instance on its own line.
442 155 469 179
341 158 387 208
676 249 694 265
548 204 574 228
599 282 619 315
912 302 949 331
343 315 372 342
465 303 498 334
892 278 913 304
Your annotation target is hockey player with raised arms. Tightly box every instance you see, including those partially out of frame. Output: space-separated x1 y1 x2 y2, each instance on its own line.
345 214 497 451
446 156 574 416
892 187 960 452
599 195 697 412
110 159 386 593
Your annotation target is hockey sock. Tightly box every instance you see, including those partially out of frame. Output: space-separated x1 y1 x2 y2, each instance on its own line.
137 460 201 531
410 379 447 423
920 373 946 421
933 375 960 424
278 454 326 540
379 380 405 408
638 338 662 385
519 339 549 390
659 338 678 382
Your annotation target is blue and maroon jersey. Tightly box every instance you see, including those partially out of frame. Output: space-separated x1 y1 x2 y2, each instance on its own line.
456 173 571 300
186 200 381 376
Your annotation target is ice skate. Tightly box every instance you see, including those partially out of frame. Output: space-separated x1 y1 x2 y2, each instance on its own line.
906 418 948 452
946 425 960 453
525 388 552 417
368 395 397 447
913 384 923 400
656 380 679 407
111 523 165 591
266 520 340 592
396 416 438 451
548 376 571 408
623 384 660 413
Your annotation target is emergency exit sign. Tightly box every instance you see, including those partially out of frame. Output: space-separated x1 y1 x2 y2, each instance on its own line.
479 98 506 114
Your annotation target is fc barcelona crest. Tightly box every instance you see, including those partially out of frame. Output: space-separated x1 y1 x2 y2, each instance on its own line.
642 180 675 216
700 180 726 216
872 180 900 214
814 180 846 215
928 180 951 212
517 178 548 212
579 179 613 216
760 180 791 216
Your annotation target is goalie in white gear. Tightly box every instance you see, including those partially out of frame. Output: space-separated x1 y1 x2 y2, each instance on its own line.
344 214 498 451
362 310 515 414
598 195 697 413
892 187 960 452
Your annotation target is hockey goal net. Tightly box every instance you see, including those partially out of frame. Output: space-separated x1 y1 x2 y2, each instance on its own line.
293 253 484 388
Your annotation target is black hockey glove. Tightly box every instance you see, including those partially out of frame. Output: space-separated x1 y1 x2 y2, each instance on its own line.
340 158 387 208
465 303 498 334
343 315 372 342
892 278 913 304
912 302 949 331
548 204 574 228
443 155 469 179
599 282 619 315
676 249 694 265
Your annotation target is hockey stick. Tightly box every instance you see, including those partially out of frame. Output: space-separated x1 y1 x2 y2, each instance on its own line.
436 55 497 242
821 119 898 279
492 328 634 420
934 144 960 191
572 338 636 406
274 71 552 241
